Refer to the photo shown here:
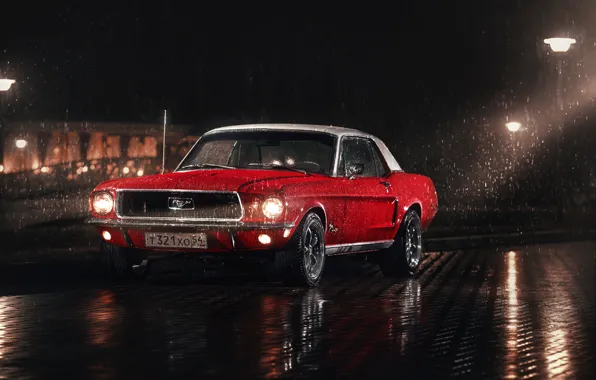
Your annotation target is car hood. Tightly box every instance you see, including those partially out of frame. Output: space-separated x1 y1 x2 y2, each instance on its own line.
95 169 321 193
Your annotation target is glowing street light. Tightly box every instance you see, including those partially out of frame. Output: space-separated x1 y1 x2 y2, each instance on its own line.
15 139 27 149
506 121 522 132
0 79 15 92
544 37 576 53
542 36 576 224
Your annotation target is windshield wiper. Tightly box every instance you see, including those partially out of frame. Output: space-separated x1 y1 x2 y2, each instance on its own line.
178 164 236 171
247 163 309 175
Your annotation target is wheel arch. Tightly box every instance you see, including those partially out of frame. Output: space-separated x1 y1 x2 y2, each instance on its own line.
408 202 422 219
393 201 422 237
288 203 327 235
304 205 327 232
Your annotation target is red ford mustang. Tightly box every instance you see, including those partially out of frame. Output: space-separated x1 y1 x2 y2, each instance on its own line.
87 124 438 286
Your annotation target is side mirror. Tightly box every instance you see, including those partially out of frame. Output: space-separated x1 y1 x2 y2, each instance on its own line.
346 163 364 179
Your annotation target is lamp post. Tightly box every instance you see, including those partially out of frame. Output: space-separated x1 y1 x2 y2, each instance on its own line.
544 36 576 224
0 78 16 172
0 78 15 216
505 121 521 168
505 121 522 197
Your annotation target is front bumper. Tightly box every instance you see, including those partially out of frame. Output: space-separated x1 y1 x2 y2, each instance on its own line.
86 218 296 252
86 217 294 230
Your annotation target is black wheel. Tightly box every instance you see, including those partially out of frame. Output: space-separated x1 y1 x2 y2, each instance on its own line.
379 209 422 277
100 240 147 280
275 212 326 287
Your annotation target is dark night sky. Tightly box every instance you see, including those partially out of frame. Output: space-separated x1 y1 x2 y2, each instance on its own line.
1 1 595 208
0 1 592 132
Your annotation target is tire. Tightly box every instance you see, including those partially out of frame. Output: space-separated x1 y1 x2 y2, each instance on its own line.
379 209 423 277
275 212 326 287
100 240 147 280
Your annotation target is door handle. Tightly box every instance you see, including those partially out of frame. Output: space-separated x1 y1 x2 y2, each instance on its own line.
380 181 391 187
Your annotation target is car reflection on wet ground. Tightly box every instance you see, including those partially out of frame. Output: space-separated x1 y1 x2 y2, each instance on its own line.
0 241 594 379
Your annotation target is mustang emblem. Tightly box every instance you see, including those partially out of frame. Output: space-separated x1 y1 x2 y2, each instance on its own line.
168 197 195 210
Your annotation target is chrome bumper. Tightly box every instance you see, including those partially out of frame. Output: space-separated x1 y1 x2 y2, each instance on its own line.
86 218 294 231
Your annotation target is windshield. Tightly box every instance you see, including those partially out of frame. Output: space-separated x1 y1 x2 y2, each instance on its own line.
177 131 337 175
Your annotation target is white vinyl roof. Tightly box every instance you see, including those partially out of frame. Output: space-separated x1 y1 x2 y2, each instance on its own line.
207 123 367 138
204 123 403 172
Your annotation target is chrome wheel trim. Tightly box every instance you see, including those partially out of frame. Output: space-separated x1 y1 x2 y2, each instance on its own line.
404 219 422 268
303 224 324 280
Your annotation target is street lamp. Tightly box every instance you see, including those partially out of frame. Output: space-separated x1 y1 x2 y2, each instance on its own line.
544 37 576 53
506 121 522 132
543 36 576 224
15 139 27 149
0 79 15 92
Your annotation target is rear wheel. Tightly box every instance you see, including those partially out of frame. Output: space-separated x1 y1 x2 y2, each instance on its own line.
100 240 147 280
275 212 326 287
379 209 422 277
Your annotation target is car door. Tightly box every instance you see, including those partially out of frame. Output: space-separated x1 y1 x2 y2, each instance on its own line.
337 137 398 244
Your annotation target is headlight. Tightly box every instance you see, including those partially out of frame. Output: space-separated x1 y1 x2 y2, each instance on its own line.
261 196 284 219
92 192 114 215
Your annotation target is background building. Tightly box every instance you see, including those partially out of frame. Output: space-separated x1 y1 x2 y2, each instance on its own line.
0 121 195 198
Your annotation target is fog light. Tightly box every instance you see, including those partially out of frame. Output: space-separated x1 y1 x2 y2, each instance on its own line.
283 229 291 238
102 230 112 241
258 234 271 245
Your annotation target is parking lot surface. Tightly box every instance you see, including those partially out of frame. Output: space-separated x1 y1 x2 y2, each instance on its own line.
0 241 594 379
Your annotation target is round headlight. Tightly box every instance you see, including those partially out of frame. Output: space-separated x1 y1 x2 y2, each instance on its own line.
261 197 284 219
92 192 114 215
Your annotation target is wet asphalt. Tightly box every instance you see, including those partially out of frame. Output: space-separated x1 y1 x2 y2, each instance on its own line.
0 239 594 379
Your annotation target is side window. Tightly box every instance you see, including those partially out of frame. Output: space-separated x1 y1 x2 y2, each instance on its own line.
370 142 390 177
339 138 377 177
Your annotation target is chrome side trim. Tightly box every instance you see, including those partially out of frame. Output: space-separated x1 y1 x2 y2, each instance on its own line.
115 189 245 222
87 218 294 231
325 239 394 256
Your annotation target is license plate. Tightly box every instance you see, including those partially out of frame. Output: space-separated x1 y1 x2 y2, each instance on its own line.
144 232 208 249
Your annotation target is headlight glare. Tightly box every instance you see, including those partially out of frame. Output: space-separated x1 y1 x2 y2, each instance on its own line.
92 192 114 215
261 197 284 219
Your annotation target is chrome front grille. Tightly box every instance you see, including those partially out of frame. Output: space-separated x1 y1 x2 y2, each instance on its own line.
116 190 243 221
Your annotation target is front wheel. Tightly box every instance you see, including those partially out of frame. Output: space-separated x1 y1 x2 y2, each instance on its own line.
275 212 326 287
379 209 423 277
100 240 147 280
